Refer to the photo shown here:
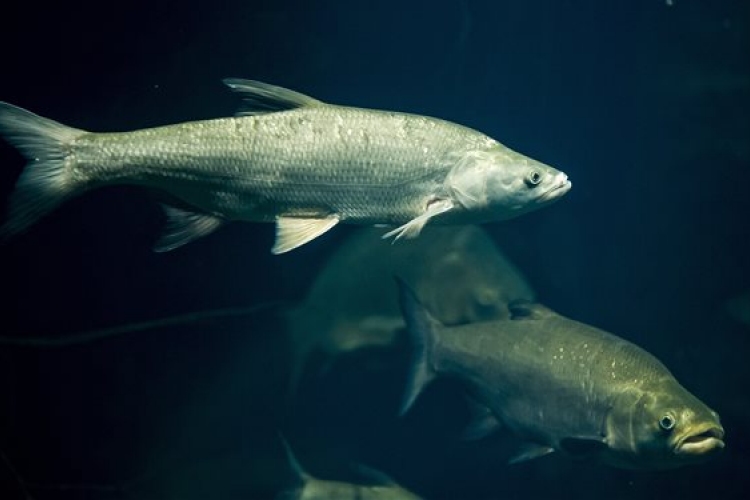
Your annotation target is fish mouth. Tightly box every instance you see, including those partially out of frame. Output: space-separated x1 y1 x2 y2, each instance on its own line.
537 173 572 203
675 426 725 457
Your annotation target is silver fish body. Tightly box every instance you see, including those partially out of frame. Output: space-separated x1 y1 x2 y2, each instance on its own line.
72 107 486 223
0 79 571 253
398 280 725 470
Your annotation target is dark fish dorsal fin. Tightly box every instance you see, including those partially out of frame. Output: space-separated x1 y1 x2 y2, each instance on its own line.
559 436 607 458
396 277 442 416
508 301 557 320
223 78 324 116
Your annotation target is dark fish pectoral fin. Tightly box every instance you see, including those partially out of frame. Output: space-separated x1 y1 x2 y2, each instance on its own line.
382 198 454 242
460 398 503 441
508 443 555 465
272 215 340 254
154 205 224 252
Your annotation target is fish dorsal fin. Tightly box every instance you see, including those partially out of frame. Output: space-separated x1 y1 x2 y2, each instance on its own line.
559 436 607 458
154 205 224 252
460 397 502 441
508 443 555 465
223 78 324 116
508 301 557 320
272 215 340 254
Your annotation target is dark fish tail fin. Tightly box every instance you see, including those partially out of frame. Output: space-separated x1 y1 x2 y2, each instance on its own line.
396 276 442 416
0 102 87 239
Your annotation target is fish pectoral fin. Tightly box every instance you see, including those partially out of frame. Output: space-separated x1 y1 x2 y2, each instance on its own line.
460 398 502 441
154 205 224 252
382 198 454 242
508 443 556 465
273 215 340 254
559 436 607 458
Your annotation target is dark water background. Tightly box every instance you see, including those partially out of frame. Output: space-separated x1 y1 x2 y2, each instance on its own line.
0 0 748 498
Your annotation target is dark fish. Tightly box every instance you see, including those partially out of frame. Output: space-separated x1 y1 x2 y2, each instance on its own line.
397 279 725 469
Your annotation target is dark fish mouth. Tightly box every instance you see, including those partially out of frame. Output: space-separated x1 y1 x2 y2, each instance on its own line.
537 173 572 203
676 426 725 456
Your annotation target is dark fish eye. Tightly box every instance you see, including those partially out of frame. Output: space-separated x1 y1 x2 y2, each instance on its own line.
659 414 676 431
525 171 542 187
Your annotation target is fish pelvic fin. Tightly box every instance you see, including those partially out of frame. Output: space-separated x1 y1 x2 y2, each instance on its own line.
396 276 442 416
223 79 324 116
154 205 224 252
0 102 87 240
382 198 454 242
272 215 340 254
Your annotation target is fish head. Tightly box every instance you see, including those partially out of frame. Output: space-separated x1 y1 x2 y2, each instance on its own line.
446 145 571 220
607 382 725 469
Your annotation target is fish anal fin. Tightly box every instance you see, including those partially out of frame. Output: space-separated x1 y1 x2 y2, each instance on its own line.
382 198 454 242
559 436 607 458
154 205 223 252
273 215 340 254
508 443 555 465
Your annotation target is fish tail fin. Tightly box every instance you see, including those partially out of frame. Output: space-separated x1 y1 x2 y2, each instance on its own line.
395 276 442 416
0 102 87 239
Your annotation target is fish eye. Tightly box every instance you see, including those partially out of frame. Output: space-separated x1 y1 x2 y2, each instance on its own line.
659 414 676 432
525 171 542 187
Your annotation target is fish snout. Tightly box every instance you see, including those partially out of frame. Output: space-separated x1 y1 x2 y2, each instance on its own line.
676 425 725 457
537 172 572 203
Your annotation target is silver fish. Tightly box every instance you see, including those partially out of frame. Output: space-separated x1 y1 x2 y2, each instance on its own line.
397 279 725 470
278 437 421 500
0 79 571 254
